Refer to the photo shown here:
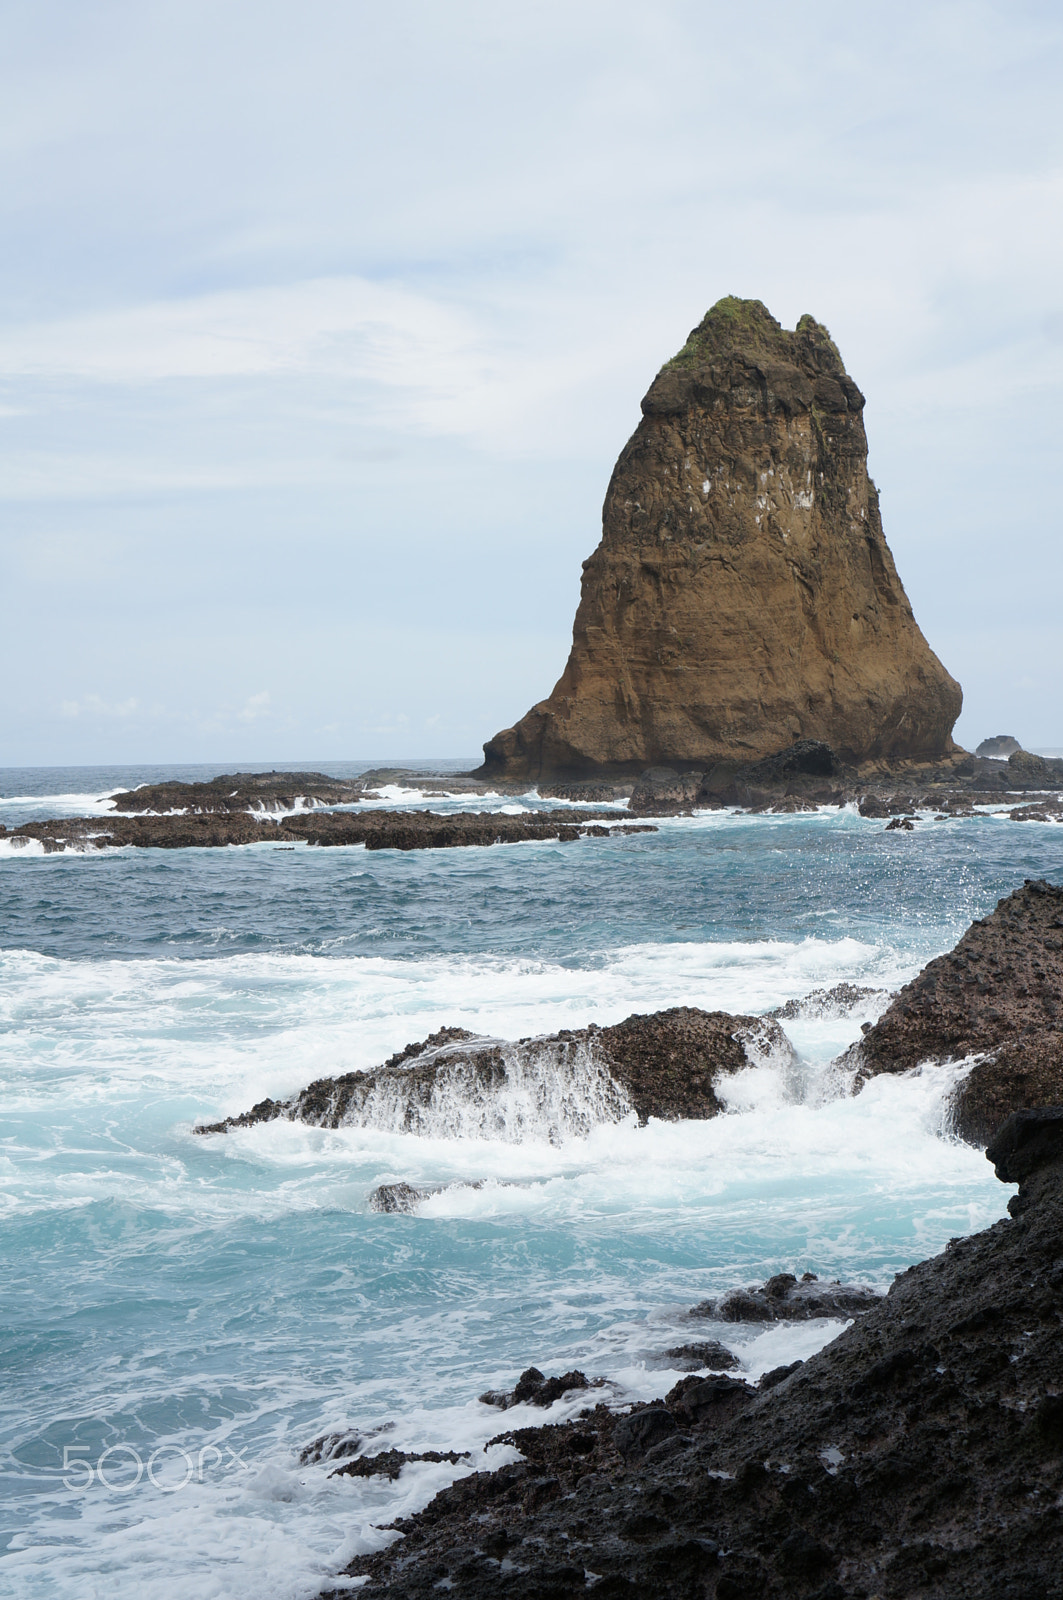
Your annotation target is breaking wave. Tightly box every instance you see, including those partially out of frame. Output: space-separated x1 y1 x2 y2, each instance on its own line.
290 1035 635 1144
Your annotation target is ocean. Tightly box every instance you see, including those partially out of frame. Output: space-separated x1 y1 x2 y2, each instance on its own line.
3 763 1062 1599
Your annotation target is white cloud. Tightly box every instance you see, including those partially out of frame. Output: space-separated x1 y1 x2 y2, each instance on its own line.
238 691 271 722
60 694 140 719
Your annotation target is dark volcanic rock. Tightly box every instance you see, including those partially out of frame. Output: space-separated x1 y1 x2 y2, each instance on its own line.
109 770 366 813
1008 749 1049 782
1009 801 1063 823
195 1009 793 1141
478 1368 602 1411
599 1010 792 1123
746 739 837 784
299 1430 363 1466
628 767 707 815
368 1182 430 1214
845 878 1063 1143
688 1271 881 1324
658 1341 739 1373
330 1449 470 1482
478 297 961 782
769 983 887 1021
9 808 655 855
336 1122 1063 1600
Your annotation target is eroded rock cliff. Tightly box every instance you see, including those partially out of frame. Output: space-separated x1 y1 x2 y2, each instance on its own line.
481 297 961 780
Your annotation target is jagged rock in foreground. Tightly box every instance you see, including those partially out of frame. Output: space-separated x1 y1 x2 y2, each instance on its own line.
8 808 654 855
331 1109 1063 1600
480 297 961 782
195 1009 793 1143
846 879 1063 1144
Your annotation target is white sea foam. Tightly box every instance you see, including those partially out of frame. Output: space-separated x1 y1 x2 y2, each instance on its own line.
313 1034 634 1144
0 789 121 819
0 934 913 1122
0 836 48 856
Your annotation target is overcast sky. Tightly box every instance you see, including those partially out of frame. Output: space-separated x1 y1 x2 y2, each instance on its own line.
3 0 1062 765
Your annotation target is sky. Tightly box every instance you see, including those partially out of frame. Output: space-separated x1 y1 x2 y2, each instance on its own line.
2 0 1062 766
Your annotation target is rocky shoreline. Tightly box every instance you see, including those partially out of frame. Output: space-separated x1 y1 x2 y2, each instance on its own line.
1 805 655 854
325 1108 1063 1599
2 747 1060 855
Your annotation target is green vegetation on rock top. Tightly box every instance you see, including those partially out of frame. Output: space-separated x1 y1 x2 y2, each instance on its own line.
665 296 843 372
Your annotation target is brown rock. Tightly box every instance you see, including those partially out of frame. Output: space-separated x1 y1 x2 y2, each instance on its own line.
479 297 961 781
194 1007 793 1139
845 879 1063 1143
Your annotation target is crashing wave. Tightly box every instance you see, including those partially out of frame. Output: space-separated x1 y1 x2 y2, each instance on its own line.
195 1008 798 1145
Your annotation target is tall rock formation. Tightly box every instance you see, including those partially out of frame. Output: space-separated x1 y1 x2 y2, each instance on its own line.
480 298 961 780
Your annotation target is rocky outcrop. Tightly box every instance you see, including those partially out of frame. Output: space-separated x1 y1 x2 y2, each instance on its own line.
8 808 654 854
975 735 1021 758
687 1271 882 1324
335 1110 1063 1600
108 770 367 813
480 297 961 781
195 1009 793 1143
846 879 1063 1143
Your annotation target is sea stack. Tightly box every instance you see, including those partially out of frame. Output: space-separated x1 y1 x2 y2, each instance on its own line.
480 298 961 781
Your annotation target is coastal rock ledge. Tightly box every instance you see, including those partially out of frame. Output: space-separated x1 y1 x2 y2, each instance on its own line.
848 878 1063 1144
333 1110 1063 1599
479 297 961 781
195 1009 792 1144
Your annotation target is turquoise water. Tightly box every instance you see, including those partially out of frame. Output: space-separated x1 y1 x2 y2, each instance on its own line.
2 765 1062 1599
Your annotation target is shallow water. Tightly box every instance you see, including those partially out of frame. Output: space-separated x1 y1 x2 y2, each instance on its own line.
2 765 1062 1599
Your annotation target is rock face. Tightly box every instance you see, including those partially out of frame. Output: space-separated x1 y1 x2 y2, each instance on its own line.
195 1008 793 1144
976 735 1021 758
340 1111 1063 1600
847 879 1063 1143
479 297 961 781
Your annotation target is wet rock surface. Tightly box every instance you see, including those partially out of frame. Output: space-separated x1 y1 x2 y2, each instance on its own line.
687 1272 882 1324
108 770 368 813
330 1113 1063 1600
479 1368 605 1411
195 1008 792 1139
769 984 887 1022
654 1342 740 1373
9 807 656 854
847 879 1063 1143
330 1449 471 1482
